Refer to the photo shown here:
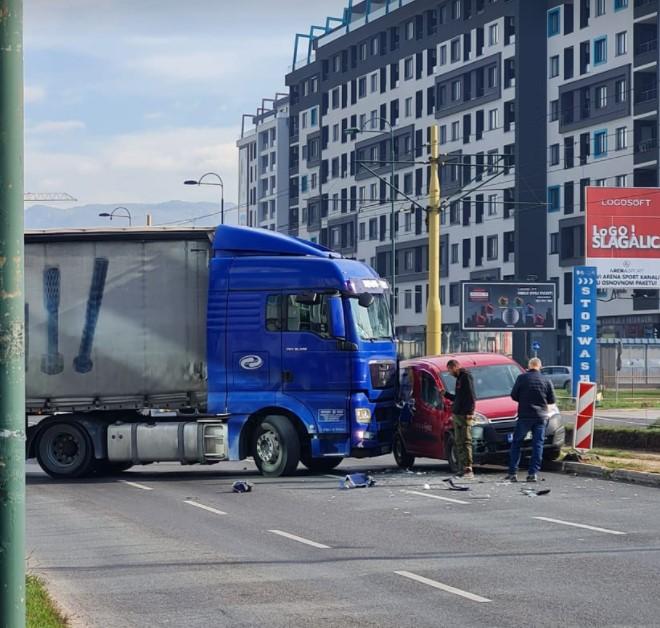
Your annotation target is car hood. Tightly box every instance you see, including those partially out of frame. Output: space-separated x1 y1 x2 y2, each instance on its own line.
475 397 518 421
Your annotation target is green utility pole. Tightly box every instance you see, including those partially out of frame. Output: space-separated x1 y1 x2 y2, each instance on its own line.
0 1 26 627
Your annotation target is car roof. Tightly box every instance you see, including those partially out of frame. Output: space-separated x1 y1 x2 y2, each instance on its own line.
401 352 522 371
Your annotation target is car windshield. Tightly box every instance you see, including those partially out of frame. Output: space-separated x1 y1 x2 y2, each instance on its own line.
440 364 522 400
348 294 393 341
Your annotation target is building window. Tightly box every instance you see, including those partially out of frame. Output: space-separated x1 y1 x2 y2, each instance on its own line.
300 176 308 193
488 108 499 130
372 37 379 55
451 121 460 140
332 124 339 143
615 78 627 103
311 173 317 189
450 283 460 306
487 235 498 260
359 42 368 61
405 20 414 40
547 8 560 37
550 99 559 121
550 143 560 166
596 0 606 16
615 31 627 56
593 36 607 65
595 85 607 109
595 178 606 186
489 23 499 46
616 174 628 187
370 73 378 93
614 0 628 10
548 186 560 212
450 38 461 62
404 289 412 310
440 45 447 65
358 77 367 98
488 194 497 215
333 55 341 73
404 250 414 271
404 57 414 80
451 80 461 101
487 65 497 88
451 243 459 263
310 108 318 126
615 126 628 150
415 285 423 313
550 232 559 254
549 55 560 78
440 125 447 144
452 0 461 19
593 129 608 157
301 112 307 129
368 218 377 240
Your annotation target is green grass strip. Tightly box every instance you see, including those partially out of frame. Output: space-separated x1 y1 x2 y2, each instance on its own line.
27 575 68 628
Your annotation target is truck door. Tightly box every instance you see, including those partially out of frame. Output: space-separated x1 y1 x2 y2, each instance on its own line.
225 291 282 409
280 293 350 434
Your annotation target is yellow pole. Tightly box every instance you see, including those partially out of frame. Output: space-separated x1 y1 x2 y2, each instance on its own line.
426 125 442 356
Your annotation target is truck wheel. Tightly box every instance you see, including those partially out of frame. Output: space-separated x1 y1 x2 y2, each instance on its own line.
301 455 344 473
36 422 95 479
393 434 415 469
252 415 300 477
444 436 460 475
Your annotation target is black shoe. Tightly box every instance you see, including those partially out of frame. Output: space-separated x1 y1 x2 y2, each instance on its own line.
526 474 538 483
503 474 518 483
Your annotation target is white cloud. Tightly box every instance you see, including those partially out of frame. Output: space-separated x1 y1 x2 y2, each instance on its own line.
132 51 241 83
25 85 46 104
25 125 240 205
30 120 86 134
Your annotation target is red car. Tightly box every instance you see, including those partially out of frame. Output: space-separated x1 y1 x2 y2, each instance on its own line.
394 353 564 472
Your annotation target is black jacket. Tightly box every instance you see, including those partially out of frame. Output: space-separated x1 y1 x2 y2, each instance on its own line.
511 369 556 420
445 368 476 415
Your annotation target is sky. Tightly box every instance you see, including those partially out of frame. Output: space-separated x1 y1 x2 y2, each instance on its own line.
24 0 345 208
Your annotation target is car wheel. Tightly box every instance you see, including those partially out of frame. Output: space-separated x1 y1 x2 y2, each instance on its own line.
444 435 460 474
36 422 95 479
252 415 300 477
393 434 415 469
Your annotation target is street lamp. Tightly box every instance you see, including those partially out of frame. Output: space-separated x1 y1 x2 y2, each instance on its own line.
99 206 132 226
346 117 397 321
184 172 224 225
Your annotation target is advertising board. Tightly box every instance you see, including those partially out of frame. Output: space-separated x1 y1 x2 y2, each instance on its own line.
461 282 557 331
586 187 660 289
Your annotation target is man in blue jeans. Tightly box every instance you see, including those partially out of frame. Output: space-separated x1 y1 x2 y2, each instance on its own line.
505 357 556 483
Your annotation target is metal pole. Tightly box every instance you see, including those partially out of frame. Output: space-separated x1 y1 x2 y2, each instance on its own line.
426 125 442 355
390 125 395 323
0 1 26 626
221 186 224 225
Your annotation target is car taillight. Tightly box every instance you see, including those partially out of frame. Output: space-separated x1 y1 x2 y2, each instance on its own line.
369 361 396 389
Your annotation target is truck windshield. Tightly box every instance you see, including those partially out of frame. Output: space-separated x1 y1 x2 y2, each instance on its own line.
440 364 522 400
349 294 393 341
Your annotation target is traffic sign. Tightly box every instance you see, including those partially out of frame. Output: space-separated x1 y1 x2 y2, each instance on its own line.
532 341 541 352
573 381 597 451
572 266 597 396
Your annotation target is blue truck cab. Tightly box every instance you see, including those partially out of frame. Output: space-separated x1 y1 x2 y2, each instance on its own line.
207 225 397 476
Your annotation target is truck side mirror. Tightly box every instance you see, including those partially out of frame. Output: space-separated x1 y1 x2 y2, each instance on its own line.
295 291 319 306
358 292 374 308
328 296 346 339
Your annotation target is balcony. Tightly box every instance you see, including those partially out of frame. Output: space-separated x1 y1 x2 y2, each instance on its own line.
634 136 658 164
635 86 658 114
634 38 658 67
635 0 659 19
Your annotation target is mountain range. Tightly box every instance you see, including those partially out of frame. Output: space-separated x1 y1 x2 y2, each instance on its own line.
24 200 240 230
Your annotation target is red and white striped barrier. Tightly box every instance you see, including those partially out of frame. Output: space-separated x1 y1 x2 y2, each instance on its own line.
573 381 597 451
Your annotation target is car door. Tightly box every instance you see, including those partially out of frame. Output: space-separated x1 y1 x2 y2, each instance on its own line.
410 370 444 458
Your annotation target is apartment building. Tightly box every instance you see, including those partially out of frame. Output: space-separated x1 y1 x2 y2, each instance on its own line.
237 94 290 231
239 0 659 363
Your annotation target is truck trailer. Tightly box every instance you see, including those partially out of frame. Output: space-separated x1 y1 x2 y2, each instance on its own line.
25 225 398 478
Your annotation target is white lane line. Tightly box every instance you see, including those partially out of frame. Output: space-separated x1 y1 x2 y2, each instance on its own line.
402 490 469 505
118 480 153 491
395 571 491 603
268 529 331 549
184 500 227 516
533 516 626 536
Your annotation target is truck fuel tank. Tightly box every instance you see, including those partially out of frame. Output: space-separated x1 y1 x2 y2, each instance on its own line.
107 420 227 464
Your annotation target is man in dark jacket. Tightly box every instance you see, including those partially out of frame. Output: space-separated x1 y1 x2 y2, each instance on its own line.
506 357 556 483
442 359 477 479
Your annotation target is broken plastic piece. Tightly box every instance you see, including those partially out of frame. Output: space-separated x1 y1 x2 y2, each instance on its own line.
444 478 471 491
232 481 253 493
340 473 376 489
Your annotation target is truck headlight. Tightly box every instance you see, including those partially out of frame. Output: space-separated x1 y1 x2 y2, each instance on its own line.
355 408 372 424
472 412 489 425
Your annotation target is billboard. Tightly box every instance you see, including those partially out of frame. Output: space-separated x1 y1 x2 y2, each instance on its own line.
586 187 660 289
461 282 557 331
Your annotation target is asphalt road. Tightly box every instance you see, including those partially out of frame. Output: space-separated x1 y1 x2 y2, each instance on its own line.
27 456 660 628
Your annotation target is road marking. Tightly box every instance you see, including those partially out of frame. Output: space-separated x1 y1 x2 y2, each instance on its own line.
184 500 227 516
118 480 153 491
268 529 330 549
395 571 491 603
533 516 626 536
402 490 469 505
324 474 342 480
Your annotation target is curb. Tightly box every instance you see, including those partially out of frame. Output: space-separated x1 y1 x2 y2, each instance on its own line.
556 461 660 488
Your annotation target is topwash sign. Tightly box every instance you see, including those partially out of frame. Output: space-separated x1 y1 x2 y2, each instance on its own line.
586 187 660 289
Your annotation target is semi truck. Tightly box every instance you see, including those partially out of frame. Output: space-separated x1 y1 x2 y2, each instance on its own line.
25 225 397 478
